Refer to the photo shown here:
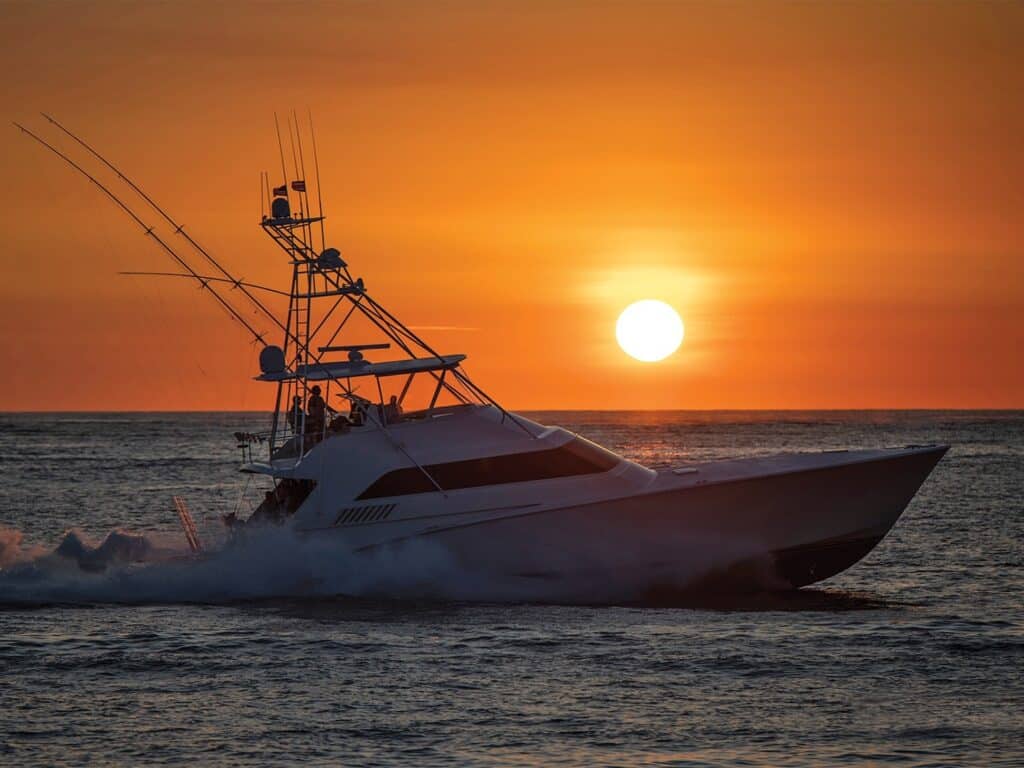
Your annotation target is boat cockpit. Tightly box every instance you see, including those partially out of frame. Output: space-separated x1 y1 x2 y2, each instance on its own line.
235 348 532 469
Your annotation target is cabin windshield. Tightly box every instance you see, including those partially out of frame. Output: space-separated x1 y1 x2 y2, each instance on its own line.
262 366 478 461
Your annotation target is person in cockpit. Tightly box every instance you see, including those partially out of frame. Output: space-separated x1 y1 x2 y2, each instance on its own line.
306 385 335 435
383 395 403 424
286 394 304 434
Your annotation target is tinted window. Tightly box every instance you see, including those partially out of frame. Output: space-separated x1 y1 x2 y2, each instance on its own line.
356 437 620 499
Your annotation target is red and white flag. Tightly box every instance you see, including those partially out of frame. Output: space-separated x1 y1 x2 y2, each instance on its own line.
291 180 306 192
272 184 288 197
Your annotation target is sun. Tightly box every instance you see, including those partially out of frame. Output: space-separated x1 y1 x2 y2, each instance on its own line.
616 300 684 362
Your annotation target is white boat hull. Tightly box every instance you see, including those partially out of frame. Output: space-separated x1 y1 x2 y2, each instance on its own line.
289 444 947 600
425 445 945 597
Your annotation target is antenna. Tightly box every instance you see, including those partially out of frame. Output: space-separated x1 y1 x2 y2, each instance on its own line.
273 112 288 190
292 108 313 249
308 108 327 252
293 110 308 181
287 112 300 210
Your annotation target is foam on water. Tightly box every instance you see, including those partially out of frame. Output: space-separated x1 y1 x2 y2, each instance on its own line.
0 524 472 605
0 520 781 605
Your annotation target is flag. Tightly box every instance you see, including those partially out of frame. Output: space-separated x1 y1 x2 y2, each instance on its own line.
291 180 306 192
272 184 288 197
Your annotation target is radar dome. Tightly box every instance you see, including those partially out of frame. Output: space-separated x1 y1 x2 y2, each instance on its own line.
259 345 286 374
271 197 291 220
318 248 346 269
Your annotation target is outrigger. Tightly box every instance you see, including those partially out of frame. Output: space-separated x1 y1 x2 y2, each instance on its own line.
17 115 947 598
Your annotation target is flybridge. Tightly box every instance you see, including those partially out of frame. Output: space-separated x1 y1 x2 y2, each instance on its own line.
16 112 531 460
256 355 467 382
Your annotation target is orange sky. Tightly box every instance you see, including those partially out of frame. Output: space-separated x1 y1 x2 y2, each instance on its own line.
1 1 1021 410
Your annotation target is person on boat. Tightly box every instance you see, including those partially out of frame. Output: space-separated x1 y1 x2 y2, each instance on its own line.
348 397 365 426
383 395 403 424
286 395 304 434
306 385 336 437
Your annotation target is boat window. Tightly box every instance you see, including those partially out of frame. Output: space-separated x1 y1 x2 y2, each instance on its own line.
356 437 620 499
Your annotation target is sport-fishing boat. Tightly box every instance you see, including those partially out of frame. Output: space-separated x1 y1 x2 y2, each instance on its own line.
18 116 947 596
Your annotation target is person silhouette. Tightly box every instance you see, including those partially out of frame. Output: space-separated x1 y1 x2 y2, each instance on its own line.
306 385 335 436
286 394 304 434
384 395 403 424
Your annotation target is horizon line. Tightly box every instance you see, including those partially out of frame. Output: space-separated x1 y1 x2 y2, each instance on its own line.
2 407 1022 415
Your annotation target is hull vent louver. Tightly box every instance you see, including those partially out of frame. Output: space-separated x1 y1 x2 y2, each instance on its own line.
333 503 397 526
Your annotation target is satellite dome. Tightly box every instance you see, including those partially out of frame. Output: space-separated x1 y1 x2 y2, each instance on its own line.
259 345 286 374
318 247 346 269
271 197 291 220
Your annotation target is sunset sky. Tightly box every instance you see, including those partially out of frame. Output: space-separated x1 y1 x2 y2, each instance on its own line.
1 1 1021 410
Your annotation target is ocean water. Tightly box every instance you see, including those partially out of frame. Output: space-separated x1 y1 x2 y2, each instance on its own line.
0 410 1021 766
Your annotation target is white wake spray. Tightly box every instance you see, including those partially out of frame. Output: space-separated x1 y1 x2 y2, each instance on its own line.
0 524 481 605
0 517 784 606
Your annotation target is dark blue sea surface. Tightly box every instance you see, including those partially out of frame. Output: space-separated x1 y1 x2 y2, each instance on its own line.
1 411 1021 766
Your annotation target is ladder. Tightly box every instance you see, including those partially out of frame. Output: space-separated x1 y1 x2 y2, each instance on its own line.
173 496 203 553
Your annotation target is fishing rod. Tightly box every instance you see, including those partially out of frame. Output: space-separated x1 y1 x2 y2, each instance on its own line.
14 121 268 344
41 113 291 341
35 114 354 393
